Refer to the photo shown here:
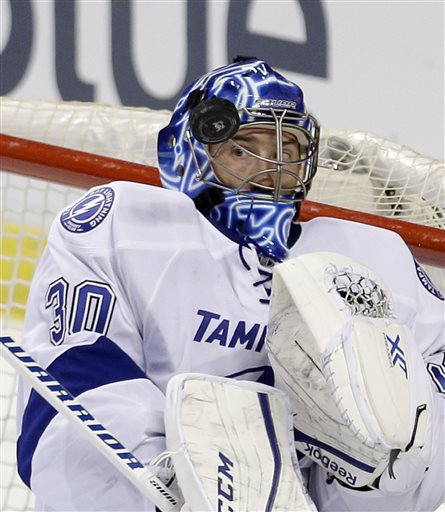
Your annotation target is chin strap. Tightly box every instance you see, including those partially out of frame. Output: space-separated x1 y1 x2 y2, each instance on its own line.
192 187 225 215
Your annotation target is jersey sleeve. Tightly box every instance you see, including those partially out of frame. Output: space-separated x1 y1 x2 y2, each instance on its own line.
16 181 197 511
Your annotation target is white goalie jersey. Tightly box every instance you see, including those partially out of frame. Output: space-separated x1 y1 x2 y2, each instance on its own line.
17 181 444 511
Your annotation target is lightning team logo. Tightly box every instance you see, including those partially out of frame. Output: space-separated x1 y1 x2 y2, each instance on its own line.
60 187 115 233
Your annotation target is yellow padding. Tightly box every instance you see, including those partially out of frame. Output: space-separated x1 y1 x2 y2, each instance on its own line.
1 222 47 324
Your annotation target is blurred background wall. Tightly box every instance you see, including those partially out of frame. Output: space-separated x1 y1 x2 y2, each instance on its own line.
1 0 444 159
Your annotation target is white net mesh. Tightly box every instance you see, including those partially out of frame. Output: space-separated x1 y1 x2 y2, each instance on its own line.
314 131 445 227
1 97 444 511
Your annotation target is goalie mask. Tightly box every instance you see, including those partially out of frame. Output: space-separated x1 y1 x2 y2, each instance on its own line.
158 58 319 262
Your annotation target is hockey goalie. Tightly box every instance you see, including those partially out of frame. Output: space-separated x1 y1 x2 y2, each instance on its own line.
14 59 444 512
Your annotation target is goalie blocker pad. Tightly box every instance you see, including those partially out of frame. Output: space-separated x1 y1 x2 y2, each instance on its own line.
164 373 316 512
267 252 434 491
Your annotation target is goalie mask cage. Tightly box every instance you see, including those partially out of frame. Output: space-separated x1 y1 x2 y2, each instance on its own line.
1 97 444 511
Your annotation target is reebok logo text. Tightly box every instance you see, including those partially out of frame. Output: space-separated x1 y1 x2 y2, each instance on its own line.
304 444 357 486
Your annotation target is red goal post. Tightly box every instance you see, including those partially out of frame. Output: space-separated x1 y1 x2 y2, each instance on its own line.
0 97 444 512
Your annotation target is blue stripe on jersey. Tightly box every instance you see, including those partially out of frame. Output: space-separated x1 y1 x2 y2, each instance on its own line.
226 365 274 386
294 429 376 473
427 352 445 394
258 392 281 512
17 336 146 489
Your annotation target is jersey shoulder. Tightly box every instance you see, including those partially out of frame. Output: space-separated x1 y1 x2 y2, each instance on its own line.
293 216 410 258
53 181 204 250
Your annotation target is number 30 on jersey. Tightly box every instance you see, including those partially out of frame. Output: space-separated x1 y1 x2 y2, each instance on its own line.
45 278 116 346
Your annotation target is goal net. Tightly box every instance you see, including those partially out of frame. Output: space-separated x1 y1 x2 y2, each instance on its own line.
1 97 444 511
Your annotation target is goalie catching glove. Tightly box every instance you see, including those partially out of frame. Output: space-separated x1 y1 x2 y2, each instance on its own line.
164 373 316 511
266 252 435 494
